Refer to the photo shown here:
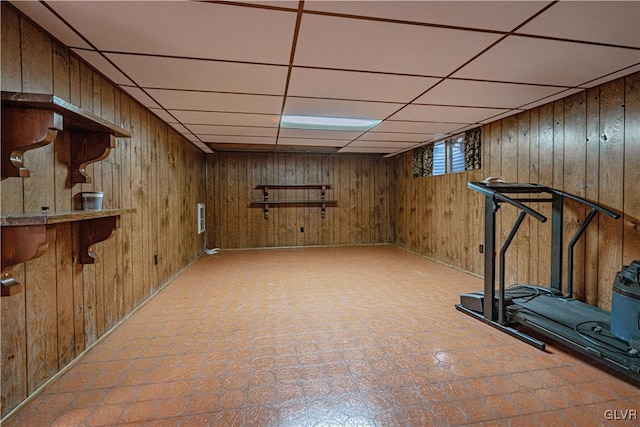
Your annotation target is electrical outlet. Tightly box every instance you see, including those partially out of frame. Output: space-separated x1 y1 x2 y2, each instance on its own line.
479 244 484 254
300 227 304 233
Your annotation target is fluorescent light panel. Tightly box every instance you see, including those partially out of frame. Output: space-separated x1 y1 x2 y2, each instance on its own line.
281 114 381 130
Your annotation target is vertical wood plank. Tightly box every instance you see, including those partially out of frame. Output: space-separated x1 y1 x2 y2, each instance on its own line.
52 42 70 100
69 56 81 106
1 3 22 92
501 115 519 285
21 17 53 94
584 86 601 305
528 108 541 286
339 157 351 245
295 155 305 246
119 95 134 315
563 91 588 299
308 155 320 246
623 72 640 264
236 153 248 248
0 0 26 267
149 113 160 292
55 223 75 367
1 274 27 418
323 155 335 245
25 227 58 394
516 112 531 286
79 62 93 111
537 103 555 287
349 156 359 245
597 79 625 310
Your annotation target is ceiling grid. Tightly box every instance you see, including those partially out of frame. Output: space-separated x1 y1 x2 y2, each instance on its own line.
10 0 640 155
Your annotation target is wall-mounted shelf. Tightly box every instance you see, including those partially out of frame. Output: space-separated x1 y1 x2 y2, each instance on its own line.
253 184 337 219
1 225 49 296
1 208 135 297
1 91 131 182
0 208 135 226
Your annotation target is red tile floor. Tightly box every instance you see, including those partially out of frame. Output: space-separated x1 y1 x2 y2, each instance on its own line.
5 246 639 426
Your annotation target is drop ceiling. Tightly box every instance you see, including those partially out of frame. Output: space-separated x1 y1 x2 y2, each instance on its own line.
11 0 640 156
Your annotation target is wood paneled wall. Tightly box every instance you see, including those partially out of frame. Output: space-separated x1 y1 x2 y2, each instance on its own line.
390 71 640 310
388 160 485 275
206 152 389 249
1 4 206 417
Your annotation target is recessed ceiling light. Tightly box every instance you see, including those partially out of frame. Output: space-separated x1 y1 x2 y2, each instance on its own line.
281 115 381 130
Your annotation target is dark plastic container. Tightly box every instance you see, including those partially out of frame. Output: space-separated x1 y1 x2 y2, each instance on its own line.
611 261 640 343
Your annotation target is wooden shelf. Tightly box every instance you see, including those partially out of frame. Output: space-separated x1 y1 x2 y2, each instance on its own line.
253 184 336 218
1 208 135 296
1 208 136 226
252 200 338 205
2 91 130 182
2 92 130 137
255 184 332 189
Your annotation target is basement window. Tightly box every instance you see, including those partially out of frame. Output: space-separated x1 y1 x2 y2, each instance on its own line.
412 127 481 178
432 136 465 176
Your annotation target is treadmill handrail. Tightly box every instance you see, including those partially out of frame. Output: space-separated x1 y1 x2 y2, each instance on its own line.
467 183 547 222
492 193 548 222
551 189 620 219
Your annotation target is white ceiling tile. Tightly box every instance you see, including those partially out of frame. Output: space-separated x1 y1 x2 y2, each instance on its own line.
12 0 639 155
516 88 584 110
190 140 214 153
415 79 567 109
168 122 190 134
199 135 276 145
11 1 91 49
450 124 484 134
304 1 550 32
149 108 178 124
478 109 526 124
357 132 430 143
242 1 299 8
278 128 363 140
294 14 501 76
120 86 161 109
106 54 288 94
373 121 466 134
288 68 439 103
278 138 348 147
283 97 401 120
518 1 640 48
454 36 640 86
185 125 277 137
47 1 297 63
146 89 283 114
171 110 280 127
390 105 509 123
72 49 134 86
182 133 200 142
349 140 416 148
580 64 640 88
182 133 201 143
339 146 396 154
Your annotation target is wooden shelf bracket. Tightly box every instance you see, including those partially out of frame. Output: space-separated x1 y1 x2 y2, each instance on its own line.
1 225 50 296
1 208 134 296
1 108 63 178
76 216 119 264
71 133 116 184
1 91 130 183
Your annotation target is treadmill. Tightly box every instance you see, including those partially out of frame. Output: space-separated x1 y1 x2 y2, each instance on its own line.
456 181 640 381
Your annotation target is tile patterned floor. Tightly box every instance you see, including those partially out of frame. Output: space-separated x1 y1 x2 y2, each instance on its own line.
5 246 639 426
